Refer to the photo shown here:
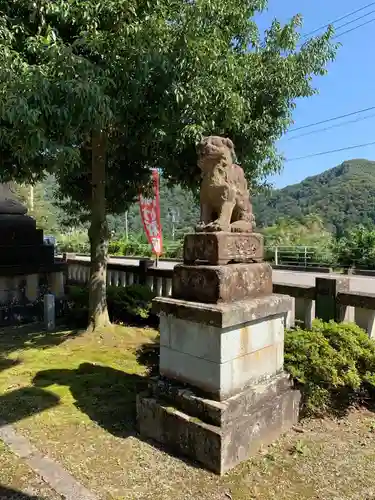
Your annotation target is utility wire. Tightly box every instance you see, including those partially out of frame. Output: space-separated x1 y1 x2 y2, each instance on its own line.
287 106 375 134
332 16 375 39
286 141 375 162
302 1 375 38
287 113 375 141
297 13 375 47
333 9 375 32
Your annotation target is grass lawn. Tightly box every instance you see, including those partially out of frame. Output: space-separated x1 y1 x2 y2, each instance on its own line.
1 323 375 500
0 439 62 499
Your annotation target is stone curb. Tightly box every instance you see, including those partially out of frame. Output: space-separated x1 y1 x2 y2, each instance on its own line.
0 422 99 500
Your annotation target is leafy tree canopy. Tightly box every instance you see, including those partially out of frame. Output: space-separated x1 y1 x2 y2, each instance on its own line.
0 0 337 329
1 0 337 194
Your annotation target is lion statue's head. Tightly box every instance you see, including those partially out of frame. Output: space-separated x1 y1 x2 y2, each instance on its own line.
197 136 235 174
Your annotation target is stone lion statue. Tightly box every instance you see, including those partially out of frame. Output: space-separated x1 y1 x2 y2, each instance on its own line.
195 136 255 233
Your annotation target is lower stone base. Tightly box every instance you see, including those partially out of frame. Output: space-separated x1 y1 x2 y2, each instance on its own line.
137 374 300 475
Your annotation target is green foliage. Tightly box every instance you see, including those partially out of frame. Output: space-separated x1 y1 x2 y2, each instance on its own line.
262 214 335 265
0 1 337 327
253 159 375 235
56 231 90 254
107 284 156 322
285 320 375 416
108 240 123 255
121 237 151 258
334 226 375 269
66 284 156 326
163 239 183 259
107 178 199 241
14 181 59 233
0 0 337 207
107 235 183 259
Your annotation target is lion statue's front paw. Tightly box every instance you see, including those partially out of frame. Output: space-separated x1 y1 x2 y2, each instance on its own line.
204 221 230 232
195 222 207 232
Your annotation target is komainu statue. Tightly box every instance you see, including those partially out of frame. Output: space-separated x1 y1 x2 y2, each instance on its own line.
196 136 255 233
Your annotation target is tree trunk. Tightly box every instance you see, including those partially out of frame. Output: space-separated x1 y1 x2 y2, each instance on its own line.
87 130 111 331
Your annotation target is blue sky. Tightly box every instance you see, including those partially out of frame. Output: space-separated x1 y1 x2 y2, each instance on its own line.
256 1 375 188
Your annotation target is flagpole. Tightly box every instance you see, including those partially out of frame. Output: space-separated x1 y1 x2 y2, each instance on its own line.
139 168 163 265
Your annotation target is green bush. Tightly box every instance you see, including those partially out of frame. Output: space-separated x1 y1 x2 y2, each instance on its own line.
285 320 375 416
65 284 157 327
163 239 183 258
56 231 90 253
57 229 185 259
108 240 122 255
107 284 156 322
334 226 375 269
121 235 152 257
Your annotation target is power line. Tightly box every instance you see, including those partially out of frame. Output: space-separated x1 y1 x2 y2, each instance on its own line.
333 16 375 39
333 8 375 32
297 11 375 48
285 141 375 162
287 106 375 134
287 113 375 141
302 1 375 38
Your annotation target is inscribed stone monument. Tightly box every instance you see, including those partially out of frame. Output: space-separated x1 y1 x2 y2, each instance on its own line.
0 182 36 231
0 182 52 266
137 136 300 474
0 182 64 314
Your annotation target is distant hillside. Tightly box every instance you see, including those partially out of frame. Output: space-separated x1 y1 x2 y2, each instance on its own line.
253 159 375 235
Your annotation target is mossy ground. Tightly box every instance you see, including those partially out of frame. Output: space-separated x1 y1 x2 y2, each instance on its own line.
1 323 375 499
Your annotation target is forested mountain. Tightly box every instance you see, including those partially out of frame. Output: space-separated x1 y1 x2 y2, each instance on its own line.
107 181 199 239
22 159 375 238
120 158 375 238
253 159 375 235
28 175 199 239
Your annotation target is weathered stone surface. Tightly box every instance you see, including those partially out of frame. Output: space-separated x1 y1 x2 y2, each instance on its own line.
155 296 292 400
137 374 300 475
147 373 294 427
183 232 263 265
195 136 255 233
158 313 285 400
153 293 293 329
0 243 54 268
159 314 284 363
354 307 375 338
172 262 271 304
0 213 36 231
315 277 350 323
160 341 284 401
0 182 28 215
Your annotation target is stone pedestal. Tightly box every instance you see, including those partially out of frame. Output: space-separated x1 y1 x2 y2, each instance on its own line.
137 232 300 474
0 186 66 325
173 262 272 304
138 374 299 475
183 232 264 265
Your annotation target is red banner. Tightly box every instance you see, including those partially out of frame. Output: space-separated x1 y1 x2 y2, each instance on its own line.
139 169 163 257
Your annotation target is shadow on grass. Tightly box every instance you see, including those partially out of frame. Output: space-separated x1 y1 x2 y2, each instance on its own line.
0 323 83 355
33 363 147 438
0 485 45 499
0 357 20 373
135 334 160 376
33 363 206 471
0 387 60 425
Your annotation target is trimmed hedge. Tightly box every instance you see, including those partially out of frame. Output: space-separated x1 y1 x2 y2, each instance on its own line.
65 284 157 327
285 319 375 415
